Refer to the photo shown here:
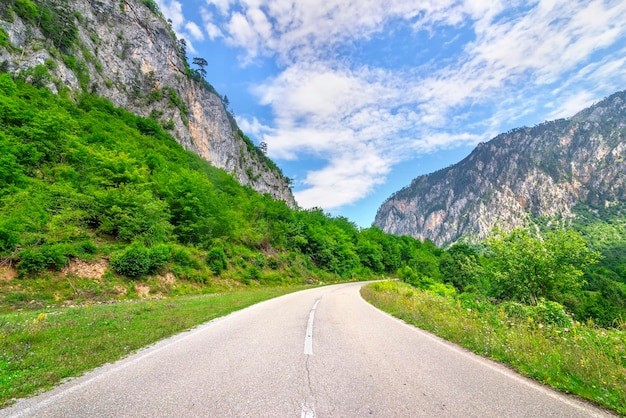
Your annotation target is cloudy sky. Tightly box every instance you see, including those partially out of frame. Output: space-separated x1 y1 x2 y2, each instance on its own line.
156 0 626 227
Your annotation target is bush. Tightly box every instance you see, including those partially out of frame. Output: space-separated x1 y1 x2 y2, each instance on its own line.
253 254 265 268
267 256 280 270
110 243 152 277
17 245 67 274
172 247 199 269
502 300 573 327
110 243 170 278
149 244 171 270
0 73 16 96
206 247 227 275
398 266 435 289
528 300 573 327
246 265 260 281
74 240 97 255
428 282 456 297
14 0 39 23
0 227 18 254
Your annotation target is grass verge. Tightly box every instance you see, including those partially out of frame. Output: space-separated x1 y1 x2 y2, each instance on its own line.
361 281 626 415
0 287 302 408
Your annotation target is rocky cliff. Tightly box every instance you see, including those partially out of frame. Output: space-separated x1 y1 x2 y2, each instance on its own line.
0 0 296 207
374 90 626 247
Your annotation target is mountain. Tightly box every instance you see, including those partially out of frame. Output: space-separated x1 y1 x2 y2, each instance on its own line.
0 0 295 207
374 90 626 247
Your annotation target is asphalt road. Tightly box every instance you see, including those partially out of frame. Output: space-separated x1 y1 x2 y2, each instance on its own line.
1 282 614 417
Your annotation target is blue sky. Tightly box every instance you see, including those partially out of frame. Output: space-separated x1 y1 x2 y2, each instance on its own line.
155 0 626 228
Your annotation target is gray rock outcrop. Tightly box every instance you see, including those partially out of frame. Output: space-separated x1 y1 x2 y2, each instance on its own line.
374 91 626 247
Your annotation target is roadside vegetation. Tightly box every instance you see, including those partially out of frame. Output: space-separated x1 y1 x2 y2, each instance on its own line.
362 281 626 415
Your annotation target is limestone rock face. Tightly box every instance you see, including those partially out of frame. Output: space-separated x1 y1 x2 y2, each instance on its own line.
0 0 296 207
374 91 626 247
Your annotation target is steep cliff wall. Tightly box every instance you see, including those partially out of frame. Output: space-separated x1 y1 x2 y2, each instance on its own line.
0 0 296 207
374 91 626 247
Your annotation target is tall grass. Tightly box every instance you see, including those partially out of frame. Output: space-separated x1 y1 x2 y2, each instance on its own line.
0 287 300 407
362 281 626 415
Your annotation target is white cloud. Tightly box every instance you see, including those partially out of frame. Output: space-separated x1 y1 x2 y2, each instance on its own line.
185 21 205 41
207 0 476 64
546 91 597 120
200 8 225 39
205 0 233 16
294 150 392 209
236 116 273 139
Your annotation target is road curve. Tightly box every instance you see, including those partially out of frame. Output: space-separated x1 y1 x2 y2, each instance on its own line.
1 282 613 417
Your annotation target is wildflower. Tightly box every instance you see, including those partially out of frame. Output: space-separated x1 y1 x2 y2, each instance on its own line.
564 327 569 332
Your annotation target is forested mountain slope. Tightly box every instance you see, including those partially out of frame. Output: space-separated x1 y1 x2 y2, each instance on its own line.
0 0 295 206
375 90 626 248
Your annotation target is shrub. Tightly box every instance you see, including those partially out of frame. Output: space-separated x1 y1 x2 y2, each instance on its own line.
14 0 39 23
0 227 18 254
502 300 573 327
398 265 435 289
528 300 573 327
148 244 171 270
110 243 151 277
253 254 265 268
172 247 199 269
74 240 97 255
17 245 67 274
246 265 260 281
428 282 456 297
206 247 227 275
0 28 11 50
267 256 280 270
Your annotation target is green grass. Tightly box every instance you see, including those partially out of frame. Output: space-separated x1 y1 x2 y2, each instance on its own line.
361 281 626 415
0 287 302 407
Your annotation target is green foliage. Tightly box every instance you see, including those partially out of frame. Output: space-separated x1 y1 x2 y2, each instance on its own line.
440 243 481 291
110 243 152 277
14 0 39 23
17 244 68 274
62 55 89 90
0 27 12 50
206 246 227 275
163 86 188 114
485 228 600 305
398 265 433 289
12 0 78 51
142 0 160 14
16 64 51 88
171 246 200 269
110 242 170 277
0 227 18 253
502 300 573 327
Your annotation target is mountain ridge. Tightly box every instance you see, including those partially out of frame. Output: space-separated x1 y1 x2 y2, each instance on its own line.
374 90 626 247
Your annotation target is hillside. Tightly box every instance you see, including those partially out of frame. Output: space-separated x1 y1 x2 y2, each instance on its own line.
375 90 626 247
0 0 295 206
0 73 450 309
